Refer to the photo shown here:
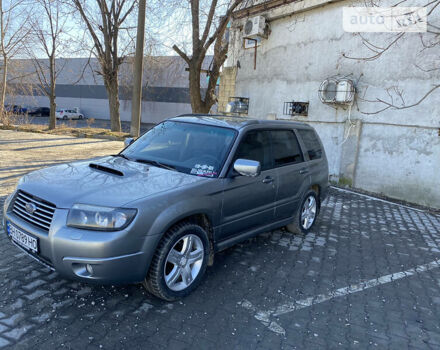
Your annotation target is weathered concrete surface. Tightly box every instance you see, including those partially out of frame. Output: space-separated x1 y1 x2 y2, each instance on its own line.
339 119 362 186
355 124 440 208
225 0 440 208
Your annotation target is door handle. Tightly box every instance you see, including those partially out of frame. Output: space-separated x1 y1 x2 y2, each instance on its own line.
262 176 274 184
299 169 309 174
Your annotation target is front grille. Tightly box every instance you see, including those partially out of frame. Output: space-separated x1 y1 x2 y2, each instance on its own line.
12 190 56 232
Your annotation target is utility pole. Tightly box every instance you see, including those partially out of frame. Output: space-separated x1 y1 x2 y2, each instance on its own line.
130 0 146 137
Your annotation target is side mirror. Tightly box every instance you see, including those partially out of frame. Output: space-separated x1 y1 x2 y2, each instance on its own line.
124 137 134 148
233 159 261 177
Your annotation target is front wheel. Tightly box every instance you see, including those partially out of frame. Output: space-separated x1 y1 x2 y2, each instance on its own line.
286 190 319 234
143 222 210 301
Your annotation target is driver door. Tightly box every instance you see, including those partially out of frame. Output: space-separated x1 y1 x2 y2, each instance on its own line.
219 130 277 240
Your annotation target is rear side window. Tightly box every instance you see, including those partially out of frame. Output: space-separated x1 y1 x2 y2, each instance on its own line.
270 130 303 167
297 129 322 160
235 130 272 171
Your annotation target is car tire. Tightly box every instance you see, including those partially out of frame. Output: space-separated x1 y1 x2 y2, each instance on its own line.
143 221 210 301
79 115 84 120
286 189 319 235
63 116 68 120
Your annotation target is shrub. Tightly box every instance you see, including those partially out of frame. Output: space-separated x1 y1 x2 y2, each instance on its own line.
86 117 95 128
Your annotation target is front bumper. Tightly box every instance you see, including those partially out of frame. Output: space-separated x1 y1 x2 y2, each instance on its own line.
2 207 161 284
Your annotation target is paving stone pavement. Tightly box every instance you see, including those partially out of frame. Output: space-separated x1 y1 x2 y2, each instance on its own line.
1 188 440 349
1 131 440 349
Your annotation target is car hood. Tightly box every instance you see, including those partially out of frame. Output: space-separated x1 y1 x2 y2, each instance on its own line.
17 156 208 208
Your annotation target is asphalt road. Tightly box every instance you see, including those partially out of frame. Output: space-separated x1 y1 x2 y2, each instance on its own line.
9 115 155 135
1 131 440 349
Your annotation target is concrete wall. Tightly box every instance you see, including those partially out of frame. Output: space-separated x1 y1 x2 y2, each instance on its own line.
218 67 237 112
224 0 440 208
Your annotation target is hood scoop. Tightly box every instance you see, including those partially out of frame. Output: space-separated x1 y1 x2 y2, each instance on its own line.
89 163 124 176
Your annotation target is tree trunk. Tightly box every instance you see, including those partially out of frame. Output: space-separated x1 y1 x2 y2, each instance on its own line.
49 91 56 130
187 43 227 114
106 77 122 132
48 55 56 130
189 62 212 113
0 55 7 117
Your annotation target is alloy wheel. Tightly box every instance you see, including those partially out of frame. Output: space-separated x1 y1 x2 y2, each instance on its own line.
301 195 317 230
163 234 204 291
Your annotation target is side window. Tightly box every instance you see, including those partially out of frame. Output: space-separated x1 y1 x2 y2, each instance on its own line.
270 130 303 167
234 130 272 171
297 129 322 160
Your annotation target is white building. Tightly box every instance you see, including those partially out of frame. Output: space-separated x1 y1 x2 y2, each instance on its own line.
219 0 440 208
6 56 211 124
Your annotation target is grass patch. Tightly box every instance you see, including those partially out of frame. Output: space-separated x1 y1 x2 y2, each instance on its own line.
0 123 129 141
338 176 353 187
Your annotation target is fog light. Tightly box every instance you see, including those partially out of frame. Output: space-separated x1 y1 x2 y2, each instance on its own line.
86 264 94 275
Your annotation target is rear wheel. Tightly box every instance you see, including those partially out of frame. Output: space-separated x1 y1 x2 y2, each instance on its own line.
286 190 319 234
143 222 209 301
63 115 68 120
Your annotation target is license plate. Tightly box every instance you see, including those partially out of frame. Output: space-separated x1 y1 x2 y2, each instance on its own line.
6 221 39 253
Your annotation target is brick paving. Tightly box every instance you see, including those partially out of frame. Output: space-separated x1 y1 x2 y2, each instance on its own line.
1 130 440 349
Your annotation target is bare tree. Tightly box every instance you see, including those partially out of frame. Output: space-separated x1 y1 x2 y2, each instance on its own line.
0 0 32 117
29 0 68 130
172 0 244 113
72 0 138 132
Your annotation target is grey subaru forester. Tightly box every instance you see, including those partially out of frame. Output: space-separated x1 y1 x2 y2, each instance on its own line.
2 115 329 301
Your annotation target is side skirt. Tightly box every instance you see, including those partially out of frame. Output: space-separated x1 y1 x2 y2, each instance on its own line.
213 217 294 253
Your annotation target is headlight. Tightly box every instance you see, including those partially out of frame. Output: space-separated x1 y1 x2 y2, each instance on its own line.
67 204 137 231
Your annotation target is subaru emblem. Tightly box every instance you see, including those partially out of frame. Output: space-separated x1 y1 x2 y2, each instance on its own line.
25 202 37 214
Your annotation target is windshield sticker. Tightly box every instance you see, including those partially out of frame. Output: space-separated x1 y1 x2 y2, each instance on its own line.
190 164 217 177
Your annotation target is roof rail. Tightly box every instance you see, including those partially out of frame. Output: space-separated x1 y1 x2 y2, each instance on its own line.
174 113 228 117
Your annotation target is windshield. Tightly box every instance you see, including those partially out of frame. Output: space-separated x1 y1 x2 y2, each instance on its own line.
122 121 237 178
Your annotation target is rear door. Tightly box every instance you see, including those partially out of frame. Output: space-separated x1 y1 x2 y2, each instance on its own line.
271 129 310 220
220 130 277 239
296 128 328 193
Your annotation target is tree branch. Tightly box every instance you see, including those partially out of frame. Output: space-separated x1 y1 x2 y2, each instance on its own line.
172 44 190 64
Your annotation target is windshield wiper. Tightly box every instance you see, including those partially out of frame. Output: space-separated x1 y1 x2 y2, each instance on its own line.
134 158 176 171
112 153 132 161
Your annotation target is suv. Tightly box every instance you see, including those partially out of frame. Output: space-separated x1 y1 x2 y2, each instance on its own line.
2 115 328 301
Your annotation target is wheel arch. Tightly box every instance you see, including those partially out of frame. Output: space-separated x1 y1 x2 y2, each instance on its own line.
310 184 321 209
143 198 217 254
161 212 214 248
